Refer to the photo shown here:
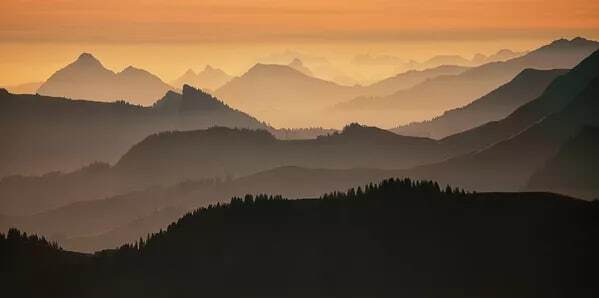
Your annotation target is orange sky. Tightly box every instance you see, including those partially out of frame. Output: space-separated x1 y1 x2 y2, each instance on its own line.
1 0 598 85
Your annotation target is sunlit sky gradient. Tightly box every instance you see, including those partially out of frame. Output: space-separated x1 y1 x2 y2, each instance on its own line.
1 0 598 85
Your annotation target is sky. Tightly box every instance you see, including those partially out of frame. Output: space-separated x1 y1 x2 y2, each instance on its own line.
1 0 598 85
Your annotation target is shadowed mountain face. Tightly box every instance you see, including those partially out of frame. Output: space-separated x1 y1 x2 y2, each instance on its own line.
170 65 232 91
3 180 598 297
405 53 599 193
436 49 599 158
37 53 175 105
392 68 568 138
0 85 267 178
335 37 599 127
526 126 599 199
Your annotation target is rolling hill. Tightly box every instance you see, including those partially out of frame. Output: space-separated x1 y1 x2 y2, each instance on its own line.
3 179 597 297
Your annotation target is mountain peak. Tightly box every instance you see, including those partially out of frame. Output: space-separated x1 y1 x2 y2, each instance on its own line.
182 84 199 95
77 52 98 62
181 84 225 111
548 37 597 48
184 68 196 76
73 52 103 68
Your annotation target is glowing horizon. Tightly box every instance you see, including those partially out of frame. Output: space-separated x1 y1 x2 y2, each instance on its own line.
1 0 598 86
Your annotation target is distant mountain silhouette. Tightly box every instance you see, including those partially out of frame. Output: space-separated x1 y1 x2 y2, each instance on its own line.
405 51 599 192
364 65 469 97
471 49 527 65
2 81 43 94
0 85 268 178
526 126 599 199
215 63 366 127
392 68 567 138
37 53 175 105
215 62 470 127
404 49 525 70
170 65 232 91
335 37 599 127
287 58 314 76
3 180 597 297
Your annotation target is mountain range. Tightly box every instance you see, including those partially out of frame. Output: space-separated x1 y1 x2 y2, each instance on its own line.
3 180 597 297
335 37 599 128
404 49 599 194
392 68 568 138
170 65 232 91
0 85 267 178
404 48 526 70
36 53 175 105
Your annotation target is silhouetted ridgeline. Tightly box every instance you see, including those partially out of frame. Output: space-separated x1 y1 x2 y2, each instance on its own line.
2 178 598 297
0 84 333 178
0 84 267 177
113 124 443 187
1 166 402 252
406 50 599 194
392 68 567 138
334 37 599 127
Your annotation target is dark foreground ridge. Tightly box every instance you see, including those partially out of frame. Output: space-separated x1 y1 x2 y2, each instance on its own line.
2 178 598 297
